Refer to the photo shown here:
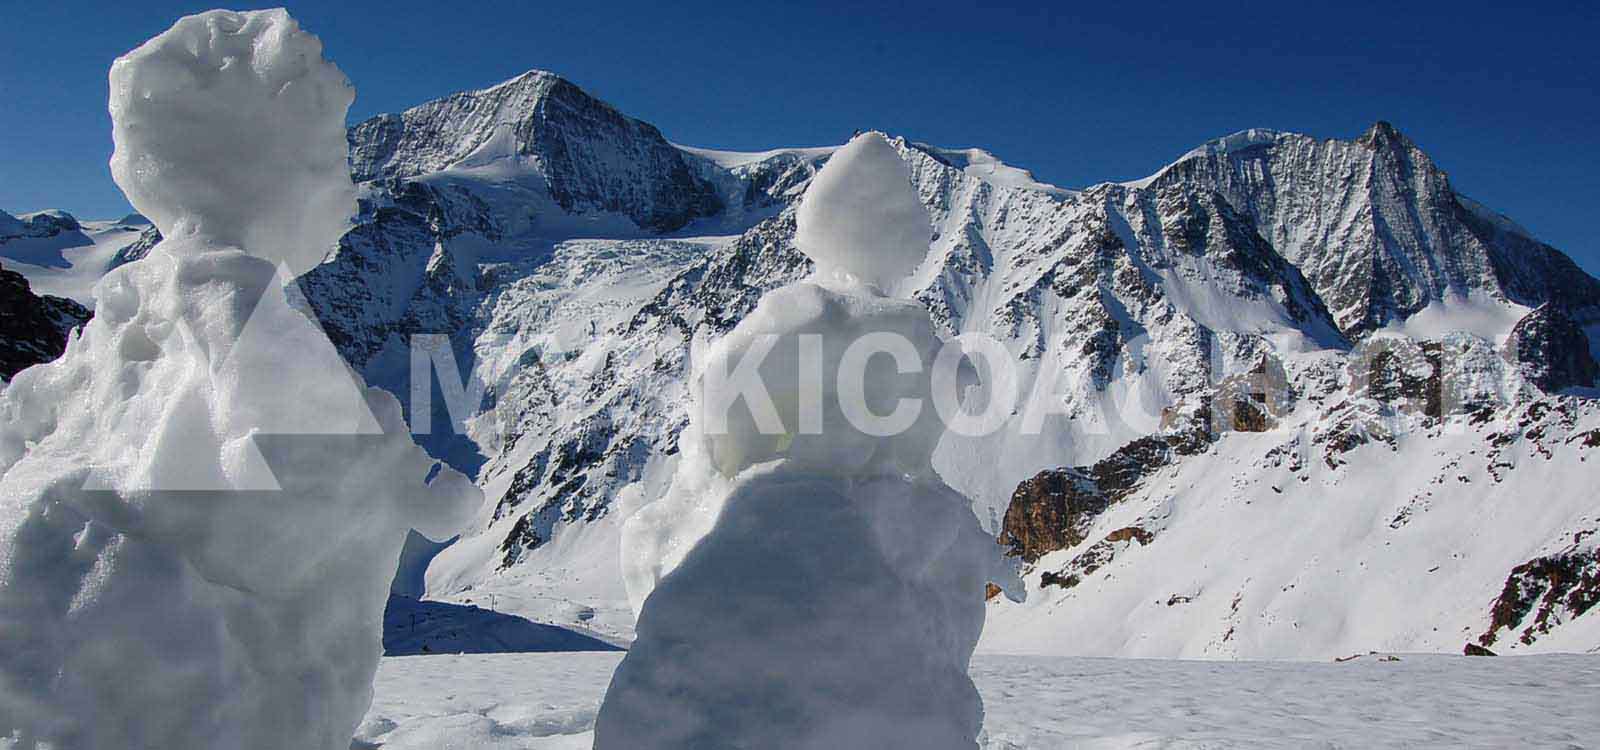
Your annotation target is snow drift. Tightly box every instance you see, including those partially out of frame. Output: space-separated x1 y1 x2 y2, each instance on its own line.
597 133 1019 749
0 9 477 749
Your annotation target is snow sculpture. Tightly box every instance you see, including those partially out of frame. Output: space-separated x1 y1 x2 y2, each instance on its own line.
599 133 1020 749
0 10 478 749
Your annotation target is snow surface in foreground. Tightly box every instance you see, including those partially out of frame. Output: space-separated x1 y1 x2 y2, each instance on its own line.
363 652 1600 749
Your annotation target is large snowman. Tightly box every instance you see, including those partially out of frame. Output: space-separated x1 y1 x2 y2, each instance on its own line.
0 10 477 749
597 133 1020 750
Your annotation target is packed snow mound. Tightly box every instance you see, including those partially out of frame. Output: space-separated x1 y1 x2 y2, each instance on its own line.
795 131 932 291
619 283 950 612
601 467 1003 750
109 8 356 276
600 138 1016 749
0 248 476 750
0 10 477 749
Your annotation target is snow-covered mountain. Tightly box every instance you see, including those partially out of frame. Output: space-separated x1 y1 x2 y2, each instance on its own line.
1134 123 1600 334
12 69 1598 657
0 208 158 305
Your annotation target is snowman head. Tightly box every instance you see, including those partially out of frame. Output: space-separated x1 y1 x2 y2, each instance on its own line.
795 132 933 294
109 8 356 275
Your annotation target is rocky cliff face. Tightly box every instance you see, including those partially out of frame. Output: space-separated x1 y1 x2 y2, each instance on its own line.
1001 408 1213 565
348 71 723 234
278 71 1600 653
1144 123 1600 334
1505 303 1599 393
0 262 89 381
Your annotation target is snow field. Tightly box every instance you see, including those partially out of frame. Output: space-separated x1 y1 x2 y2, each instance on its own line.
363 652 1600 749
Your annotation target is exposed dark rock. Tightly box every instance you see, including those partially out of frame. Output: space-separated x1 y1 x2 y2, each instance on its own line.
1505 303 1599 393
1478 547 1599 649
1351 339 1443 418
999 469 1109 564
107 226 162 271
1211 354 1293 433
0 262 90 381
1463 643 1497 657
498 513 543 570
1039 525 1157 590
1039 570 1080 590
1000 409 1212 564
1104 526 1155 545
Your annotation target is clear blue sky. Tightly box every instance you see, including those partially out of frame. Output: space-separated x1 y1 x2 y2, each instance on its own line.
3 1 1596 273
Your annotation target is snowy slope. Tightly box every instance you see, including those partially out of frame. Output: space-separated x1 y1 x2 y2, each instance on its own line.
0 210 154 305
362 651 1600 749
984 392 1600 658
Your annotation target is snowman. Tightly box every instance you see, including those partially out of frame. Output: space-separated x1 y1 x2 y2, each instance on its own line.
0 10 476 749
598 133 1021 750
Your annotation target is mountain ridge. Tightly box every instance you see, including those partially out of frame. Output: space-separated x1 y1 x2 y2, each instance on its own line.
293 70 1600 656
7 70 1597 656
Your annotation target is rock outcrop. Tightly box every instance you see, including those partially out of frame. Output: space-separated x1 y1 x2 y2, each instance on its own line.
0 262 89 381
1506 303 1599 393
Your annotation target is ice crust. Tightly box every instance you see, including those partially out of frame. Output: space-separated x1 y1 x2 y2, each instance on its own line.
0 9 477 749
600 132 1016 749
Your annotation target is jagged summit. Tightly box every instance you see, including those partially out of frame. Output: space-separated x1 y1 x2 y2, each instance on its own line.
1357 119 1408 148
1135 120 1414 185
1122 120 1600 333
347 68 721 233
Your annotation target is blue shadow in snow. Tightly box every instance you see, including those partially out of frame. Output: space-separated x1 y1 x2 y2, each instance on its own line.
383 595 622 656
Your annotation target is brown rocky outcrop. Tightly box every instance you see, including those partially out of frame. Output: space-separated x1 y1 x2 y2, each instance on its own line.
1478 546 1599 649
999 409 1211 564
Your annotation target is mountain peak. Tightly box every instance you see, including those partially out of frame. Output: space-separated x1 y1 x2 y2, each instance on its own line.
483 68 566 93
1358 119 1411 150
346 67 722 232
